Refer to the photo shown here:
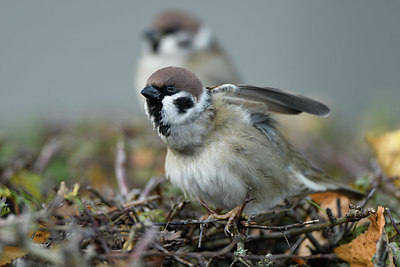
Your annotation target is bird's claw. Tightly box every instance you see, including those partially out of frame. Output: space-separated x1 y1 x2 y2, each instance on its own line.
207 206 242 237
224 215 240 237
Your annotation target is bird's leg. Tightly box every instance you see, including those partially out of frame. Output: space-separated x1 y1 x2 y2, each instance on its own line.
207 188 254 237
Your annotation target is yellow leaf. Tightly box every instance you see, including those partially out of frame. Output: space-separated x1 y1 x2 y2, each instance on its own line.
334 206 385 267
0 246 28 265
367 130 400 178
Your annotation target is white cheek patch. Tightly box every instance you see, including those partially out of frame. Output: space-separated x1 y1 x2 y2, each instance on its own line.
157 26 212 56
192 26 212 51
161 89 210 126
158 33 191 56
161 91 195 125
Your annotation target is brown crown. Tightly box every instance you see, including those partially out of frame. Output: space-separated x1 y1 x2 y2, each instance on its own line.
146 67 204 99
151 10 200 34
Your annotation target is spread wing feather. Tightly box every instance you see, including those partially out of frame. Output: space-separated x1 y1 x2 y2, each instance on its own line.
209 84 330 117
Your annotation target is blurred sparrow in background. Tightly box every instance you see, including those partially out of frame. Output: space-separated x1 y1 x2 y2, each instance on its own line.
140 66 362 221
134 10 241 106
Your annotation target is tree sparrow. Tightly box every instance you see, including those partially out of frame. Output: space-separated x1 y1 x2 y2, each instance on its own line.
134 10 241 106
141 66 362 215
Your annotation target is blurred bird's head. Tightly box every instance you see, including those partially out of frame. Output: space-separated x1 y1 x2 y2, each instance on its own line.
142 10 212 56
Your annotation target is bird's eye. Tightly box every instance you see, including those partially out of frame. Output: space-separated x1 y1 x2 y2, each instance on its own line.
166 86 177 94
164 27 179 35
178 39 191 48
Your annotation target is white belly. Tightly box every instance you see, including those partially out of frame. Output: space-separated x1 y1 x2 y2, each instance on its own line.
165 144 248 211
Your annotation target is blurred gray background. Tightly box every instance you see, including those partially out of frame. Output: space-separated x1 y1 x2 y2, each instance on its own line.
1 1 399 132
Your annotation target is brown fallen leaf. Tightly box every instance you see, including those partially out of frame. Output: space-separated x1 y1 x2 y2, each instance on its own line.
31 228 50 244
310 192 351 217
334 206 385 267
0 226 51 265
0 246 28 266
298 192 352 257
367 129 400 179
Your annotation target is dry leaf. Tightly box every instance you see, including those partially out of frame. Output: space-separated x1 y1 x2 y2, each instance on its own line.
0 246 28 265
31 229 50 244
334 206 385 267
367 129 400 178
298 192 352 256
310 192 351 216
0 226 50 265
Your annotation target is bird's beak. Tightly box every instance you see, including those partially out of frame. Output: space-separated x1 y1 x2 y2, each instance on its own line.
144 30 161 52
141 85 162 100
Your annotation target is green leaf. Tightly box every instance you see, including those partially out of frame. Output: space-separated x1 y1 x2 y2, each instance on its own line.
10 170 44 204
0 184 12 198
139 209 166 223
0 202 10 216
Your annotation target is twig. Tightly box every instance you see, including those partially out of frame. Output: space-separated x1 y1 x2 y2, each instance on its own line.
138 176 165 201
87 186 113 207
84 207 111 254
198 223 205 248
142 241 237 259
115 138 129 197
154 243 195 267
153 219 219 226
129 227 157 266
248 207 375 240
336 197 343 232
385 208 400 236
374 231 388 267
32 137 60 173
165 200 188 222
245 219 320 231
232 252 338 262
289 235 306 255
357 174 379 209
305 232 325 253
107 195 161 215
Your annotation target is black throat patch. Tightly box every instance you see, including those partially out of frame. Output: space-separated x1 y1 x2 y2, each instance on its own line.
146 99 170 136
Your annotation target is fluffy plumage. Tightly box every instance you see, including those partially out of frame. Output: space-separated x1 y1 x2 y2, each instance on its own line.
134 10 241 108
141 67 363 214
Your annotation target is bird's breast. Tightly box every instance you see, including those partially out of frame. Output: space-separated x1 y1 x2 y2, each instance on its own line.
165 142 249 210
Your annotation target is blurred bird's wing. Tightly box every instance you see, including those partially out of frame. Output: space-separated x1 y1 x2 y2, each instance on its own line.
208 84 330 117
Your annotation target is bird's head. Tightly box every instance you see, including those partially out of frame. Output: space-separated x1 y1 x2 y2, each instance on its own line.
141 66 211 136
143 10 212 56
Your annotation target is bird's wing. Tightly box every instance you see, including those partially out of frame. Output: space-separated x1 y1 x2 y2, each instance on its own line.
208 84 330 117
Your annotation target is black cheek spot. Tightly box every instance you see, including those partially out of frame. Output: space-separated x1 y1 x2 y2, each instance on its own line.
173 97 194 114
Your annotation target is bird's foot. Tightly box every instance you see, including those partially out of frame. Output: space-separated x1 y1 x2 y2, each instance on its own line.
199 189 254 237
208 206 243 237
206 192 254 237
